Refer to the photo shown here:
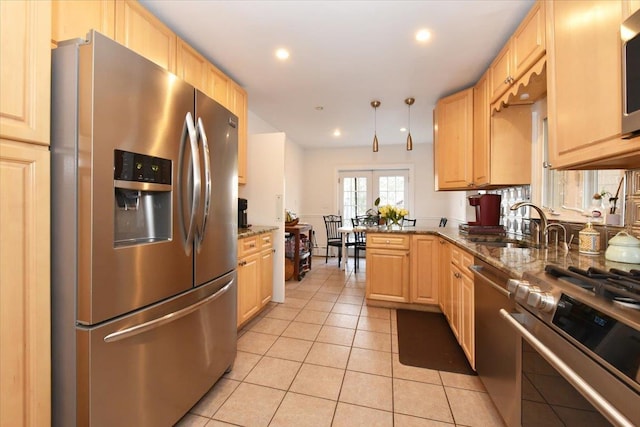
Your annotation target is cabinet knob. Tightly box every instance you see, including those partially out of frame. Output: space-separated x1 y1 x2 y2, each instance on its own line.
272 249 276 253
249 243 256 248
454 272 461 279
386 240 390 244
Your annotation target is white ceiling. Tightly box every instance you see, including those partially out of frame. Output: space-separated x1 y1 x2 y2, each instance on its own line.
140 0 535 149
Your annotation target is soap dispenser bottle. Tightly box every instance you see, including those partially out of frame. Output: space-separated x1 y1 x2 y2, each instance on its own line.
579 220 600 255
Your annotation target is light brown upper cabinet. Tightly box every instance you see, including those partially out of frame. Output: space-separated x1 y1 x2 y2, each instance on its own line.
1 0 51 146
490 2 545 103
51 0 115 46
176 38 209 94
115 0 176 73
433 88 474 190
229 82 248 185
207 65 231 110
546 0 640 169
473 71 490 187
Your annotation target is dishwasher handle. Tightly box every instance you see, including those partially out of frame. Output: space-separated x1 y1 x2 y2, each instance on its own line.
470 265 511 298
499 309 635 427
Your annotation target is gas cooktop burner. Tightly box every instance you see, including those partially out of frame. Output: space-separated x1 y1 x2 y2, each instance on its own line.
545 265 640 309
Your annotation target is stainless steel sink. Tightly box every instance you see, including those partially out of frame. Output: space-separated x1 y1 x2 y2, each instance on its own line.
467 238 537 249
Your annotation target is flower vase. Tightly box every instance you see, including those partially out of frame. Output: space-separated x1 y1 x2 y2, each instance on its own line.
387 218 402 230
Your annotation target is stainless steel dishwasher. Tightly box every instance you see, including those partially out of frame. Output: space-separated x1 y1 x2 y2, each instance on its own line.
471 258 520 427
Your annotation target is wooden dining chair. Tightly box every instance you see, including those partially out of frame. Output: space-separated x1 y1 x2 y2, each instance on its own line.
323 215 353 267
351 217 367 272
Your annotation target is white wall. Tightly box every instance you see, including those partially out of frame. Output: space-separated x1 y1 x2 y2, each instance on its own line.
298 143 466 252
239 131 287 302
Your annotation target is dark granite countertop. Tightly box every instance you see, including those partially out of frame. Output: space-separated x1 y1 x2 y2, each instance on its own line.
363 226 640 279
238 225 279 239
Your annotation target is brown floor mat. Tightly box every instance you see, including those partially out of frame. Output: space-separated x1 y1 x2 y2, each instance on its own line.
396 309 476 375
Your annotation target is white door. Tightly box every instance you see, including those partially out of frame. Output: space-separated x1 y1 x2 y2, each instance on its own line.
338 169 410 226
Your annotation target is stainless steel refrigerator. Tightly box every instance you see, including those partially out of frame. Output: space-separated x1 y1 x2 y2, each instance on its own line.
51 31 238 427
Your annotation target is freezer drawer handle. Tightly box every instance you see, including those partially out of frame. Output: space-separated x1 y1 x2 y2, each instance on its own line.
103 281 233 343
499 309 634 427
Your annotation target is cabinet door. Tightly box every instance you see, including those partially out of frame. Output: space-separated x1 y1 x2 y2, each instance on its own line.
176 38 208 93
237 252 260 327
437 239 451 317
547 0 639 168
52 0 115 45
489 42 512 102
0 0 50 145
511 1 545 81
449 265 462 340
410 236 438 304
460 272 475 369
434 88 473 190
228 83 248 185
366 248 410 302
260 248 274 306
473 72 490 186
207 65 230 109
115 0 176 72
0 140 51 427
489 105 532 186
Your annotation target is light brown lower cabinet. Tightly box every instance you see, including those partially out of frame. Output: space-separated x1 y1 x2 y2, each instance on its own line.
366 234 438 305
449 246 475 369
410 235 439 304
237 232 274 327
366 234 411 303
438 238 452 319
0 140 51 427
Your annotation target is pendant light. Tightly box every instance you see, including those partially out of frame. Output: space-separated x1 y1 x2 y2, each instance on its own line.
405 97 415 151
371 100 380 152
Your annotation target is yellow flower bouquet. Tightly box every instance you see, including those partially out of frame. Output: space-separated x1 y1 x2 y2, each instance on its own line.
378 205 409 227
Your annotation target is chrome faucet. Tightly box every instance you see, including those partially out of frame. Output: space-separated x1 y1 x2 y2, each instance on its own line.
544 223 569 253
510 202 549 248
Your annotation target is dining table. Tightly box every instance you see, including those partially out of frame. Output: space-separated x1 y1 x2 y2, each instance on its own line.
336 225 367 271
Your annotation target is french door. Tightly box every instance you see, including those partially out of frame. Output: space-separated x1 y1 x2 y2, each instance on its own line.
338 169 409 226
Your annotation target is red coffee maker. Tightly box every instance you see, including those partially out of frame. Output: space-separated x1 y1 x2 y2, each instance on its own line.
468 194 501 226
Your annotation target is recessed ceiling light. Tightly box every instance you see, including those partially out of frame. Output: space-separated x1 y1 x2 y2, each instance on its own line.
333 129 341 137
415 29 431 42
400 127 407 132
275 48 290 60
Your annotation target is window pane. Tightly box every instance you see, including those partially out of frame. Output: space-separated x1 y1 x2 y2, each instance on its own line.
378 175 405 209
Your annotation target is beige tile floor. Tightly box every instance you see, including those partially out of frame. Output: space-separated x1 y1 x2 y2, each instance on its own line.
176 257 505 427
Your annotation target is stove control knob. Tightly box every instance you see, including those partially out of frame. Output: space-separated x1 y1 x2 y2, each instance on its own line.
507 279 526 294
515 282 538 303
527 291 556 313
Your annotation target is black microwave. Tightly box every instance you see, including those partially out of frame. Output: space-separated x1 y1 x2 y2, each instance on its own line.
622 8 640 138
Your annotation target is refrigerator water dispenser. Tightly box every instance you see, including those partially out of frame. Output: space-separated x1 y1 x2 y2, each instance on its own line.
114 150 172 246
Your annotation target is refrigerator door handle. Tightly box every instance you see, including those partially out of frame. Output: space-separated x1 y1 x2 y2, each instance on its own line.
103 280 233 343
177 112 201 255
195 116 212 251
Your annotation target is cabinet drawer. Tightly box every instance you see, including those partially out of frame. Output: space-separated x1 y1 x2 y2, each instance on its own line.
367 233 410 250
238 235 260 258
451 246 474 276
260 232 273 251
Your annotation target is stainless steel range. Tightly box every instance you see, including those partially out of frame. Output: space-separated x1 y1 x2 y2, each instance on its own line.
503 265 640 426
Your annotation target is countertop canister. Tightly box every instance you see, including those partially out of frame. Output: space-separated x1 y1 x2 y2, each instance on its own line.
579 222 600 255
